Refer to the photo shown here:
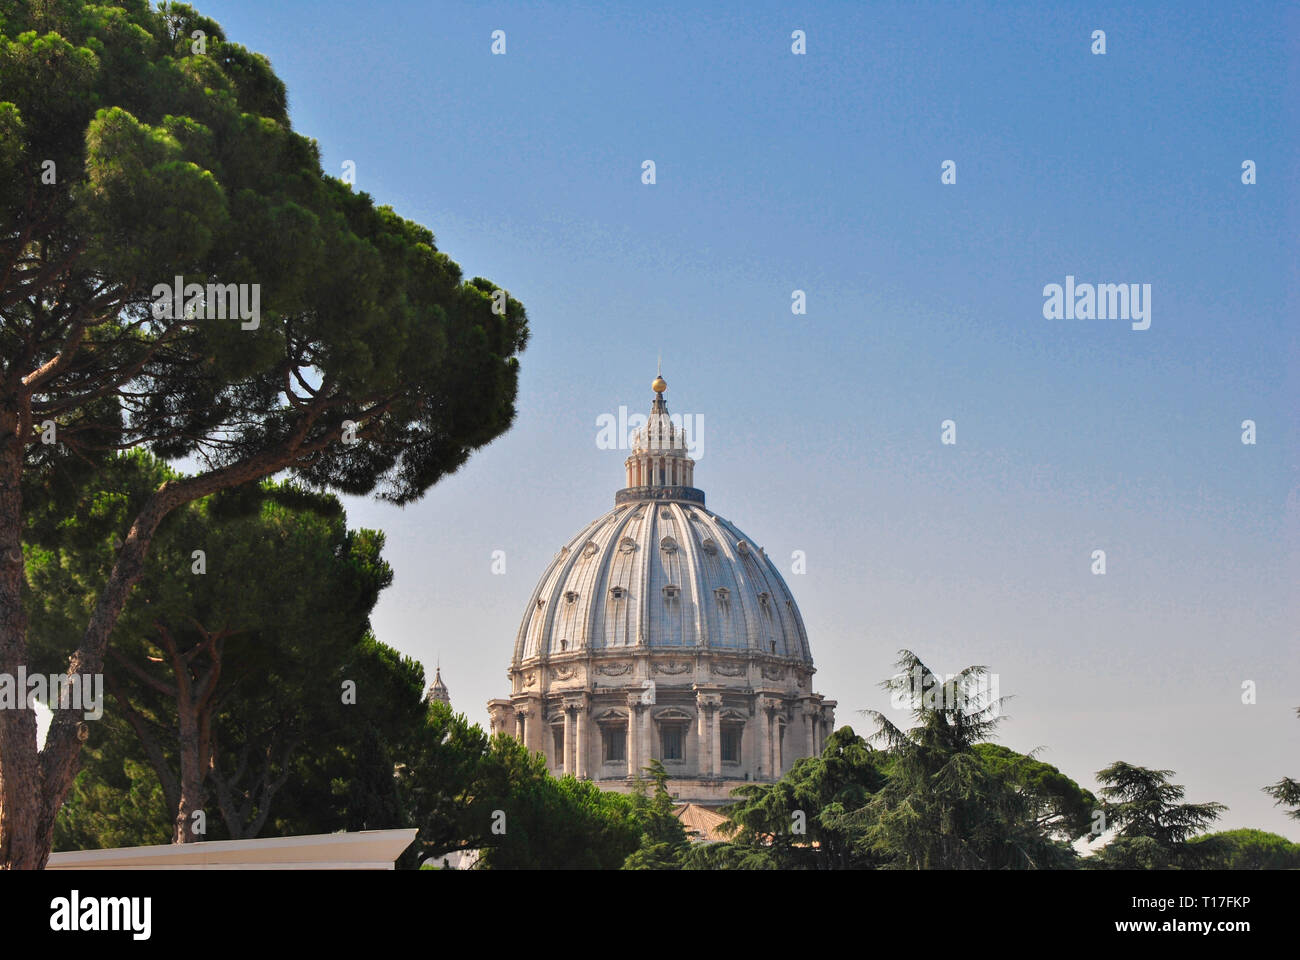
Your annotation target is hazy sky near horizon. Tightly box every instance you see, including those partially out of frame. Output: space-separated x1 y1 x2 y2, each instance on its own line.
197 0 1298 837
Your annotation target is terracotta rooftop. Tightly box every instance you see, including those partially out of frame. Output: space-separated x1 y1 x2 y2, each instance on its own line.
673 803 732 844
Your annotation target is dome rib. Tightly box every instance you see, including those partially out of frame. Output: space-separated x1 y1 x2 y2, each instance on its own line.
676 504 708 648
594 505 639 650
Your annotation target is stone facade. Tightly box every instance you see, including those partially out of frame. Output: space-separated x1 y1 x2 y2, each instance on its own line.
488 374 834 804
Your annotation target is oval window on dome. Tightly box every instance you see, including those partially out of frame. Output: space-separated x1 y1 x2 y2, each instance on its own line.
736 541 751 556
660 536 679 554
582 541 599 558
701 538 718 556
618 537 637 554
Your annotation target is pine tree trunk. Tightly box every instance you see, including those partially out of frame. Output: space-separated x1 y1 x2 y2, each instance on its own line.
1 421 300 866
174 691 204 842
34 485 192 864
0 414 42 869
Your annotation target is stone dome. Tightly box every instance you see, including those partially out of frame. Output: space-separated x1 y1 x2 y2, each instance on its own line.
488 374 834 803
512 502 812 664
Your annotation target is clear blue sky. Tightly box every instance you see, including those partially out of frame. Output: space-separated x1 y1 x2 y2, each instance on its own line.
196 0 1297 838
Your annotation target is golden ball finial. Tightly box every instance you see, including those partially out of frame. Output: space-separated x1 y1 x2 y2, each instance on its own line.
652 375 667 394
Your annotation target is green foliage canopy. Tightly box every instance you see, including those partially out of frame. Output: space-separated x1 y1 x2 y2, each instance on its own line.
0 0 526 867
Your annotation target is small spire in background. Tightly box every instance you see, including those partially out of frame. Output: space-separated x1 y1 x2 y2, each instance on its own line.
426 663 450 706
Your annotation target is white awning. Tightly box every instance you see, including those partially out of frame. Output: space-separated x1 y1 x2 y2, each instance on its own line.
46 828 418 870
